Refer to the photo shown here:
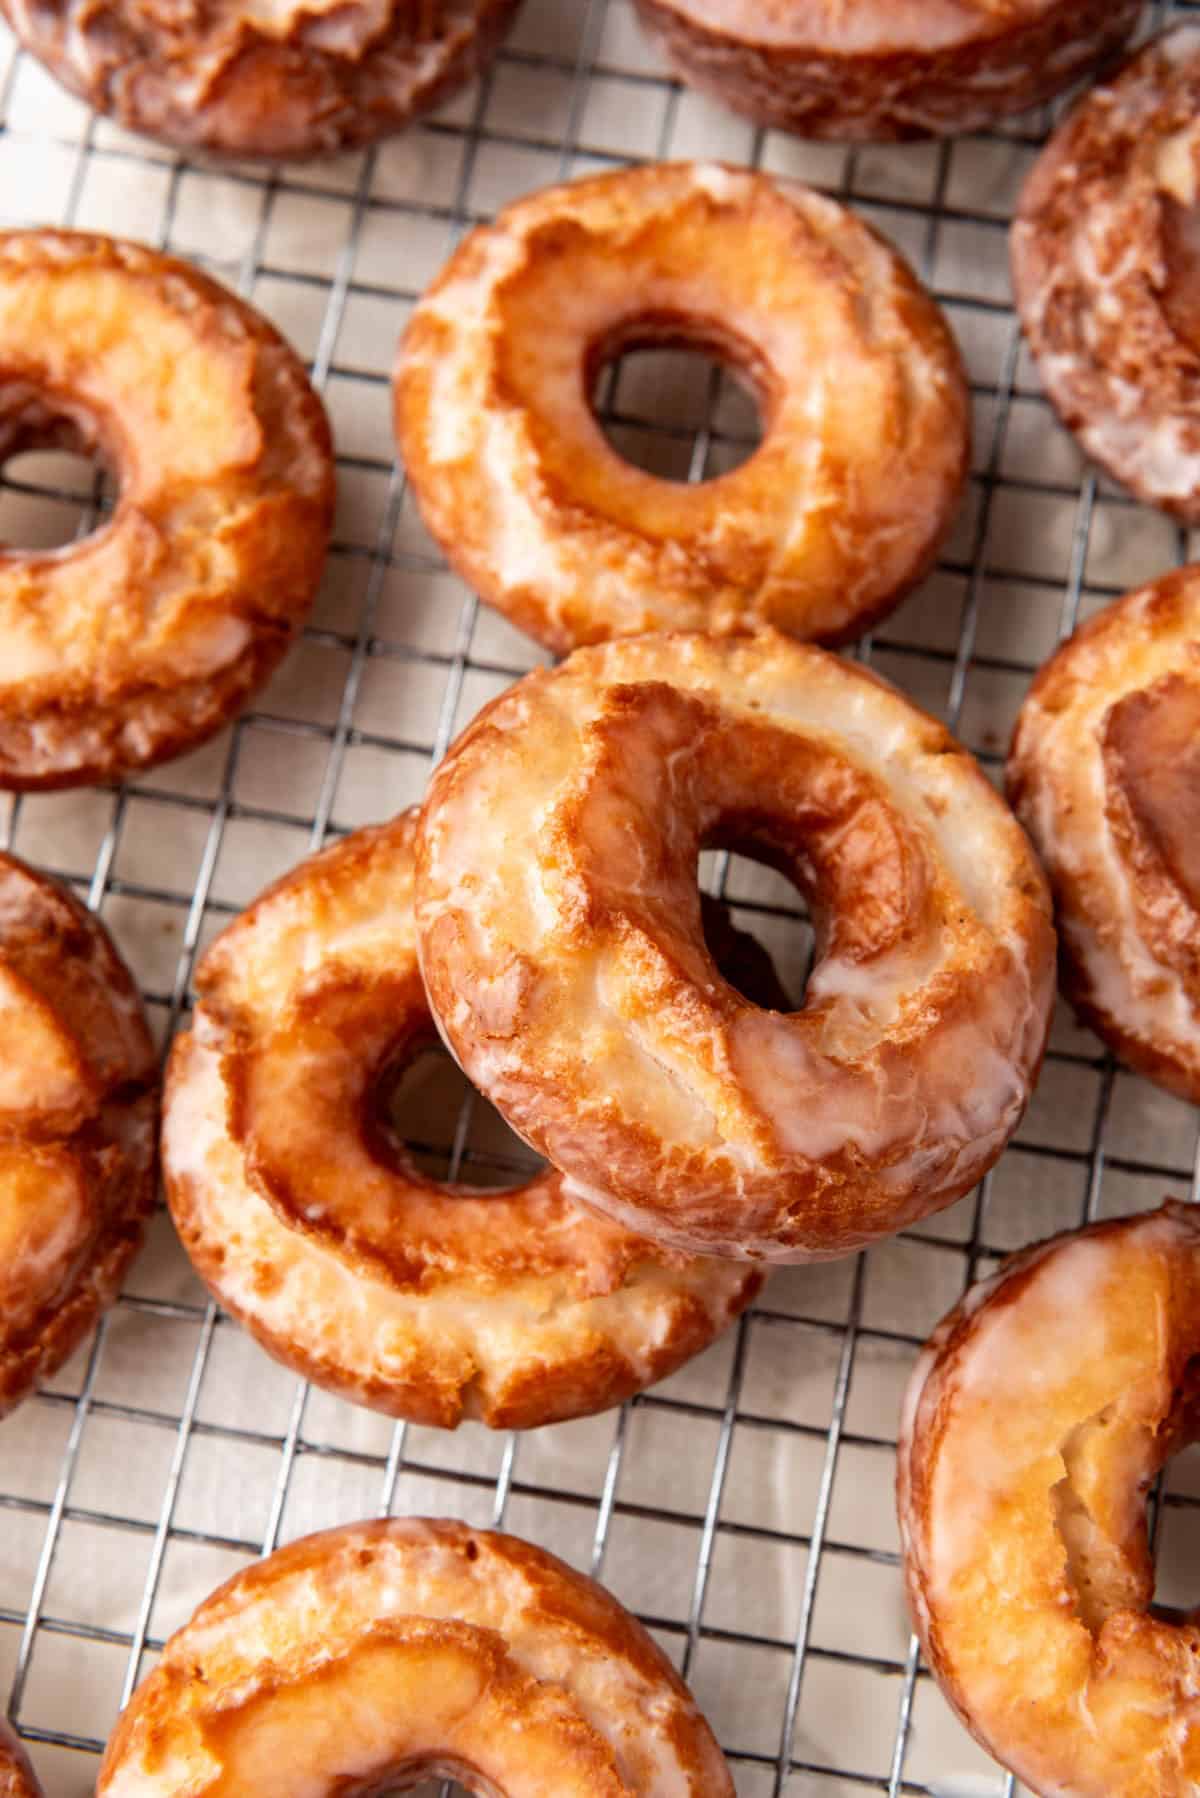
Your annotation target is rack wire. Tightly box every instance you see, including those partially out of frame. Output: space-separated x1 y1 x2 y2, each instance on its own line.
1 2 1200 1792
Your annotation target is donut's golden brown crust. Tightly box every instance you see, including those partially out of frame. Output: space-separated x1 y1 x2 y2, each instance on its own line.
0 1724 40 1798
898 1202 1200 1798
0 852 156 1418
1008 569 1200 1103
1012 29 1200 522
163 813 760 1428
97 1518 734 1795
0 0 522 160
395 162 969 653
0 232 334 790
632 0 1141 141
416 630 1055 1263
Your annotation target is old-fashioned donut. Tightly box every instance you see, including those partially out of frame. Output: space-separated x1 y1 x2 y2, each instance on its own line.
0 851 157 1417
394 161 970 653
0 1723 40 1798
1008 568 1200 1103
632 0 1142 141
0 231 334 789
898 1201 1200 1798
97 1517 734 1795
163 812 761 1429
1012 28 1200 522
415 629 1055 1263
0 0 522 160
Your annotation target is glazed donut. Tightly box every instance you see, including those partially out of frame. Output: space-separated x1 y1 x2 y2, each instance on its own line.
0 851 156 1417
898 1201 1200 1798
0 1724 40 1798
0 0 522 160
631 0 1142 142
163 812 761 1429
0 233 333 790
394 161 970 653
1012 28 1200 523
415 629 1055 1263
98 1517 734 1795
1008 569 1200 1103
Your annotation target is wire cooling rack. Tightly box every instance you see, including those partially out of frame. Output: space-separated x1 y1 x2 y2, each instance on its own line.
2 3 1200 1793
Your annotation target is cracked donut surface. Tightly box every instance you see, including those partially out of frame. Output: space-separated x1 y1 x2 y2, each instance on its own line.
0 1724 40 1798
163 811 761 1428
416 629 1055 1263
1008 568 1200 1103
0 0 522 159
0 232 334 789
1012 27 1200 521
0 851 157 1417
97 1517 734 1795
630 0 1141 141
394 161 969 653
898 1201 1200 1798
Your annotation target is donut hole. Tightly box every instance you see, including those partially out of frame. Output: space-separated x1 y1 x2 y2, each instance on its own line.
0 395 117 550
380 1772 476 1796
1151 1444 1200 1625
589 321 765 482
373 1040 548 1192
1053 1368 1200 1634
698 866 812 1011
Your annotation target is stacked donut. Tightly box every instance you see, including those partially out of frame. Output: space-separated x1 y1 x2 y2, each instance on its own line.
164 629 1057 1365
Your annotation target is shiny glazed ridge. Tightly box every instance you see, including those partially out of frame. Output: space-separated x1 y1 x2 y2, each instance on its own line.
898 1202 1200 1798
163 812 761 1428
395 160 970 653
631 0 1141 141
1012 27 1200 522
0 232 334 789
416 630 1055 1263
0 0 522 159
1008 567 1200 1103
0 851 157 1417
97 1518 735 1795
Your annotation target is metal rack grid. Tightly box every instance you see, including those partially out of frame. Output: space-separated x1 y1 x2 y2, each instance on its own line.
1 3 1200 1793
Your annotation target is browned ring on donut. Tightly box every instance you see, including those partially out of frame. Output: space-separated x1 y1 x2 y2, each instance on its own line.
0 0 523 160
1008 566 1200 1103
631 0 1142 142
416 630 1055 1262
395 161 970 653
1012 28 1200 521
163 812 762 1428
98 1519 734 1796
0 851 157 1417
0 232 334 790
899 1202 1200 1797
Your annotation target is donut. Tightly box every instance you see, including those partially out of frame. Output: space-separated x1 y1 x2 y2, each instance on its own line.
898 1201 1200 1798
1012 28 1200 523
1007 569 1200 1103
0 232 334 790
630 0 1142 142
0 851 157 1417
97 1517 734 1795
0 1724 40 1798
163 812 762 1429
394 161 970 654
415 629 1056 1263
0 0 522 160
